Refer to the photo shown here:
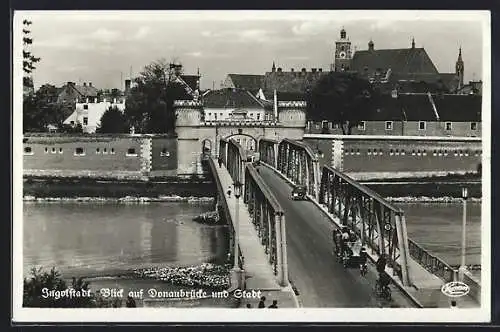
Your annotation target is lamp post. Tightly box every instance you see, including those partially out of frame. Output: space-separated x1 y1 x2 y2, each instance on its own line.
459 187 468 281
231 180 243 289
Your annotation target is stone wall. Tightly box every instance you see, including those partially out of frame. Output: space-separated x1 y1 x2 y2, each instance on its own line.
303 135 482 180
23 134 178 179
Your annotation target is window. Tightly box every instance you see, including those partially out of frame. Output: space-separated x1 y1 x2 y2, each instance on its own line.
126 148 137 156
395 149 399 156
83 117 88 126
103 148 108 155
74 147 85 156
333 123 340 129
70 121 75 125
24 147 33 155
315 124 320 129
59 148 63 154
358 121 366 131
419 121 426 130
44 147 48 154
257 114 260 120
160 148 170 157
445 122 452 131
471 122 478 130
390 149 394 156
208 112 211 116
322 121 329 129
401 149 405 156
96 148 100 154
83 104 89 110
110 148 115 155
379 149 383 155
385 121 393 131
51 147 56 154
250 113 254 117
356 149 360 155
367 149 372 155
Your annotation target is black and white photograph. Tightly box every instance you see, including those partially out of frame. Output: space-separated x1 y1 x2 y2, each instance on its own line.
13 10 490 322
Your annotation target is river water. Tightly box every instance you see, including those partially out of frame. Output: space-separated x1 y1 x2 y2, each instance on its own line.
396 202 482 279
23 200 482 288
23 201 229 278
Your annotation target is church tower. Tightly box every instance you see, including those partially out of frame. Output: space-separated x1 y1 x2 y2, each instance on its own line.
334 28 352 72
455 47 464 89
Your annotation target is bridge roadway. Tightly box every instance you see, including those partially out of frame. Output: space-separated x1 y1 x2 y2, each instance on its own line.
257 165 418 308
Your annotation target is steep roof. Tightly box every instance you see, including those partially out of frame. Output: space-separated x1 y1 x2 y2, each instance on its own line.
397 94 438 121
263 71 325 93
203 88 265 108
227 74 264 91
352 48 439 77
438 73 460 92
180 75 200 91
71 84 98 97
432 94 482 122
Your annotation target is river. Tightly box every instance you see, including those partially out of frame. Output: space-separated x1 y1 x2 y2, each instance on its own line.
22 200 482 299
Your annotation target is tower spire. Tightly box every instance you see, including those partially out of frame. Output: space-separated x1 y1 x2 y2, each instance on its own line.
411 37 415 49
272 61 276 72
455 46 465 90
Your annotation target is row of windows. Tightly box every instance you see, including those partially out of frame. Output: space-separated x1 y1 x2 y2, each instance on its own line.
24 146 172 157
314 121 479 131
343 148 482 157
69 117 88 126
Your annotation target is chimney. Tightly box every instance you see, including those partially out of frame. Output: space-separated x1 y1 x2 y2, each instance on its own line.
273 89 278 121
312 68 317 73
83 82 87 87
89 82 92 87
125 79 131 94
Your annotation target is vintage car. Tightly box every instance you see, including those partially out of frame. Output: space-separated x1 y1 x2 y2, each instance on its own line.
291 184 307 200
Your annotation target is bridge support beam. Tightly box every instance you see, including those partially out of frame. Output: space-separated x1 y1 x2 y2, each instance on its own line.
395 213 411 286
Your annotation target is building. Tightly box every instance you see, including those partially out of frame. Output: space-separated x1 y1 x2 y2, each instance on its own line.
202 88 273 122
306 92 481 137
57 81 99 106
63 97 126 134
335 29 464 93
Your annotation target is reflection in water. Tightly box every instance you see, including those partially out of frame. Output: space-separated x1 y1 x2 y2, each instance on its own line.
23 202 229 278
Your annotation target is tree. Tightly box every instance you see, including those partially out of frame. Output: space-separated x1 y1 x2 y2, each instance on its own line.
23 84 73 132
23 267 95 308
98 106 129 133
307 72 378 134
23 19 40 89
124 58 191 134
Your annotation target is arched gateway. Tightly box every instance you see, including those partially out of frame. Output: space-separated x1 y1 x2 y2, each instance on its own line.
174 97 307 177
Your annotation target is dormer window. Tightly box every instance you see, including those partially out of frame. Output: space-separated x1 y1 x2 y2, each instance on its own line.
445 122 452 131
471 122 478 130
385 121 393 131
358 121 366 131
419 121 426 130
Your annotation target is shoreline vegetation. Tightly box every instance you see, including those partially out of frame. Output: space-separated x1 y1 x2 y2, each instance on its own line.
23 195 215 203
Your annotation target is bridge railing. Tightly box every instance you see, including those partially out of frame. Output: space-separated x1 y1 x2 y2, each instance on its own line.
408 239 455 282
244 164 288 286
277 138 320 200
319 165 411 286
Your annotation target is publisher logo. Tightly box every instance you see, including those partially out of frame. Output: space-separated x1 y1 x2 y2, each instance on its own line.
441 281 470 298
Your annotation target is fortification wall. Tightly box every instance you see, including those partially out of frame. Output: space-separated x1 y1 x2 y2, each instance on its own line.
303 135 482 180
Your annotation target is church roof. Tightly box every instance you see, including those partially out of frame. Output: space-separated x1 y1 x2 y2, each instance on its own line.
352 47 439 77
431 94 482 122
180 75 200 91
227 74 264 91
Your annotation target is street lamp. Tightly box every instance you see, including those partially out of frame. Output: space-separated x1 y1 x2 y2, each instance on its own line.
231 180 243 289
459 187 468 281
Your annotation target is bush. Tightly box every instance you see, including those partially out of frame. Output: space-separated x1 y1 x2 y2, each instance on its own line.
23 267 96 308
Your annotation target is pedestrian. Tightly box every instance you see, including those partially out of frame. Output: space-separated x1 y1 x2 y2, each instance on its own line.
218 157 222 167
125 296 136 308
376 254 387 274
268 300 278 308
227 186 232 198
258 296 266 308
246 303 252 308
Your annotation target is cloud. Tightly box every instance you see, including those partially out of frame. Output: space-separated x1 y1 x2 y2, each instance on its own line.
186 51 202 57
291 21 334 36
133 26 151 39
36 36 88 50
236 29 270 41
55 65 89 73
89 28 121 43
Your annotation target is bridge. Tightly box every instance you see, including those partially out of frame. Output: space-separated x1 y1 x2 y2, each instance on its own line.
207 136 480 308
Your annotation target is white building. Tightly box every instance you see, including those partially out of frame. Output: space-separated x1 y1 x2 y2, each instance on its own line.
63 98 126 134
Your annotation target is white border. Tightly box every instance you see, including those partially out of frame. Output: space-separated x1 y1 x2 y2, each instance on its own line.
12 10 491 323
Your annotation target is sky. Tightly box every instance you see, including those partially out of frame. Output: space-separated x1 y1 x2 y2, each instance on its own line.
15 10 488 91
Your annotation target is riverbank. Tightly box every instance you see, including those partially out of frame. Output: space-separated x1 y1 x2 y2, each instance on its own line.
23 177 216 198
364 181 482 199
